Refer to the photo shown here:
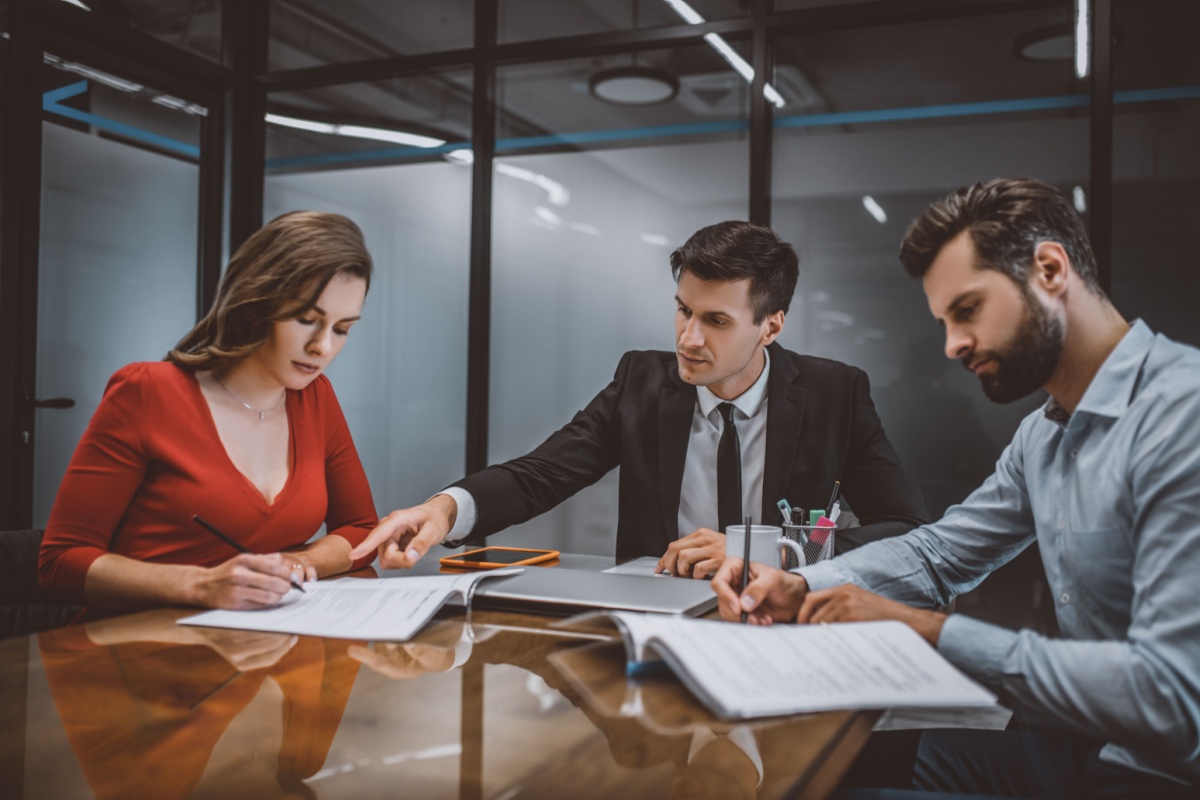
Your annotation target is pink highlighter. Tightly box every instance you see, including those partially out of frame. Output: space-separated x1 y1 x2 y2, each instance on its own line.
810 516 835 546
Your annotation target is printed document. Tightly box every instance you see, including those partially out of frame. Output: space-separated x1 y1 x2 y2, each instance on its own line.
179 569 520 641
598 612 997 719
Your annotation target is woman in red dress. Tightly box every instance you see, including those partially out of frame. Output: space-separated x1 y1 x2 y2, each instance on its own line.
40 211 379 612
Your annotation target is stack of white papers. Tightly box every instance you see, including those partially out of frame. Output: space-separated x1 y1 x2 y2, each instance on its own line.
179 569 521 641
594 612 997 719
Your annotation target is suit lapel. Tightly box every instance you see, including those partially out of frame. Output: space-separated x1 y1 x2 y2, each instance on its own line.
762 344 807 524
659 364 695 542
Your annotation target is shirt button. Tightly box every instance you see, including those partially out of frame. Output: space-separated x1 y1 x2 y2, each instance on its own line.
1071 449 1080 458
1060 593 1071 604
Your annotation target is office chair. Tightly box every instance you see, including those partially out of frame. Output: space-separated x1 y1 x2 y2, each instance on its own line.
0 529 80 639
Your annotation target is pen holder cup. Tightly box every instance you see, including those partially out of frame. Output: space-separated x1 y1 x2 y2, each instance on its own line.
725 525 805 571
781 524 836 570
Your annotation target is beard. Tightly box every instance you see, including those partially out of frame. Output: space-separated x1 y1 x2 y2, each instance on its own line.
969 289 1064 404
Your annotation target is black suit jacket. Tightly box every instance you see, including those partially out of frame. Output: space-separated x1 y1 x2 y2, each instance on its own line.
453 342 929 560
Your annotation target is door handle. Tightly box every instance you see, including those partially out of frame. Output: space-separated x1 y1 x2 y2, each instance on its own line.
33 397 75 409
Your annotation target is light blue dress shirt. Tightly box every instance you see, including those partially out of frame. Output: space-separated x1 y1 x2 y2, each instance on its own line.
797 320 1200 783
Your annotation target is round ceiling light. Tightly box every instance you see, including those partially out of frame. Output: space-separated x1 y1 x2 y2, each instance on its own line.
589 66 679 105
1015 24 1121 62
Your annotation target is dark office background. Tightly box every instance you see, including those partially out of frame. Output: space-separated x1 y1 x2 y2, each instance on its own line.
2 0 1197 634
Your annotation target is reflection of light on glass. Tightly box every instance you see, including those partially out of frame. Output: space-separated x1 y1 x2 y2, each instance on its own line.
570 222 601 236
265 114 445 148
640 233 671 246
59 0 91 9
45 54 142 91
663 0 786 108
862 195 888 224
310 743 463 780
496 164 570 206
445 149 474 164
534 206 563 226
152 95 207 116
1073 185 1087 213
1075 0 1090 79
265 114 335 134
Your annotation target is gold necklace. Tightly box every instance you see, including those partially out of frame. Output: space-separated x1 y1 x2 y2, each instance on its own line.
213 374 285 421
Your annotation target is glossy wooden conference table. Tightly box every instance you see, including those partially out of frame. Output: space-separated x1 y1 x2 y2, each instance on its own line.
0 555 876 800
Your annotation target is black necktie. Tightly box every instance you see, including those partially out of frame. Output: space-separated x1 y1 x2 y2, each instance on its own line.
717 402 742 534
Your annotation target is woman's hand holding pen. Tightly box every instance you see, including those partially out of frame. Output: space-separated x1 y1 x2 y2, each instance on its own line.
186 553 308 610
712 558 809 625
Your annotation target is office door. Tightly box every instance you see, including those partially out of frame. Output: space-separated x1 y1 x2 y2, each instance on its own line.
32 65 203 527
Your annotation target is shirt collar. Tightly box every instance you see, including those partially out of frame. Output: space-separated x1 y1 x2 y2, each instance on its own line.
696 347 771 420
1043 319 1153 424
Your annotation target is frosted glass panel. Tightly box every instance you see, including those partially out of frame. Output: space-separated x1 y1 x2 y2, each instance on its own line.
265 162 471 515
490 141 748 554
34 122 198 526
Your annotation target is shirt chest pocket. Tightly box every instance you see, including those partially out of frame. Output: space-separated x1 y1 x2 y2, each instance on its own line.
1065 525 1134 616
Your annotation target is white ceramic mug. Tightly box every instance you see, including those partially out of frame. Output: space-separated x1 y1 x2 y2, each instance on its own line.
725 525 805 569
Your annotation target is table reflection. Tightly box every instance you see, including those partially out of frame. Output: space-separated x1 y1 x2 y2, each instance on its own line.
38 612 362 799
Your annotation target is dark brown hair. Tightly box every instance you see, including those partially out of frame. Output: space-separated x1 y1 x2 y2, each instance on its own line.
669 221 799 323
168 211 372 370
899 177 1102 294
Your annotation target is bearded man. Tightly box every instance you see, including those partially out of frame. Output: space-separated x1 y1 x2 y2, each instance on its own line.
714 177 1200 798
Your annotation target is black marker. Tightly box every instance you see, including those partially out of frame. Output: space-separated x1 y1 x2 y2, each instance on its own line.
192 514 306 593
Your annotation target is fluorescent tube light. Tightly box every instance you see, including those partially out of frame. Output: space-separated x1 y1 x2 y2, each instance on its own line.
265 114 445 148
664 0 786 108
862 195 888 224
1075 0 1090 79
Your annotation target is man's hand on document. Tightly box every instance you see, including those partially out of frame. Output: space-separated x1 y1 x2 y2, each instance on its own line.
798 584 947 646
714 560 948 645
350 494 458 569
712 559 809 625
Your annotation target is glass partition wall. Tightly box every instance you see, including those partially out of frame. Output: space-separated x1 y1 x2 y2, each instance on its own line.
10 0 1197 578
264 72 474 516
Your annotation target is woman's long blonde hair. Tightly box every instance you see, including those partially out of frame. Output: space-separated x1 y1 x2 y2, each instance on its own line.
168 211 372 371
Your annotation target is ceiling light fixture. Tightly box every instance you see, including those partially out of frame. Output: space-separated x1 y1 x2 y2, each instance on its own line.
662 0 786 108
1074 0 1090 79
1015 14 1117 74
589 65 680 105
590 0 679 106
265 113 445 148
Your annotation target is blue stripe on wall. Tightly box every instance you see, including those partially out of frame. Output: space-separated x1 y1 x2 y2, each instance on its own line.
42 80 201 159
43 79 1198 171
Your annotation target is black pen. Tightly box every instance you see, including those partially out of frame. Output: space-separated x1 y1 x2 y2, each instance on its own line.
192 514 306 593
740 515 752 623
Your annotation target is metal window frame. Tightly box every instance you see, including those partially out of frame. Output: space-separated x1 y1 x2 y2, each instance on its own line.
3 0 1112 530
0 0 235 529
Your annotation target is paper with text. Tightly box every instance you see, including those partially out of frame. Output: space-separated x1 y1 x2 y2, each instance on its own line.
179 570 521 641
605 613 997 718
602 556 673 577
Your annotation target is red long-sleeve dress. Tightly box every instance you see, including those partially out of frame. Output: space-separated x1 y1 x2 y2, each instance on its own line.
39 361 378 604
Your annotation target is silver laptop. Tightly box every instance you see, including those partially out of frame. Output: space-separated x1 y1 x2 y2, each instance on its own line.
472 567 717 617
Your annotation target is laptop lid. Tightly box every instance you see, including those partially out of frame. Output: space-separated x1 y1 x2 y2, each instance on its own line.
472 567 717 617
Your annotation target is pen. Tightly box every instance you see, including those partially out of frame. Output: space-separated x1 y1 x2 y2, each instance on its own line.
740 514 752 624
825 480 842 518
776 498 793 526
192 514 306 593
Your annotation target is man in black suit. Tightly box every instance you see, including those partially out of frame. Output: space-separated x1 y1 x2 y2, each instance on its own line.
352 222 927 576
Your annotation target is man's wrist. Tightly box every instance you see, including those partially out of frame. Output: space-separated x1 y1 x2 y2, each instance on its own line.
910 608 948 646
428 493 459 543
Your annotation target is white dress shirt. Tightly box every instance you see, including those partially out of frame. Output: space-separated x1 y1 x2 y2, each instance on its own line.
677 348 770 537
441 349 771 543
